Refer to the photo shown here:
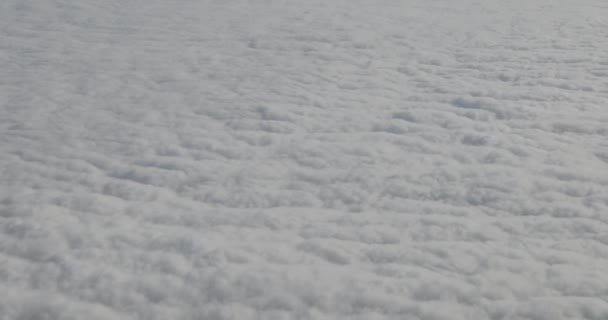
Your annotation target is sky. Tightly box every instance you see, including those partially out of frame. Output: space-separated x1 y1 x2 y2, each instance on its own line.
1 0 608 319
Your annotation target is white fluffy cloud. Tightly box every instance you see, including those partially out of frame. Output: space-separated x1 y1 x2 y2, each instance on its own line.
1 0 608 319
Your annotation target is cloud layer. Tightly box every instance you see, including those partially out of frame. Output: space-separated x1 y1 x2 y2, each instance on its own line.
1 0 607 319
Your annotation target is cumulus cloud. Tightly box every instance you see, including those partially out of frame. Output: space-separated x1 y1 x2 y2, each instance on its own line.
1 0 607 319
